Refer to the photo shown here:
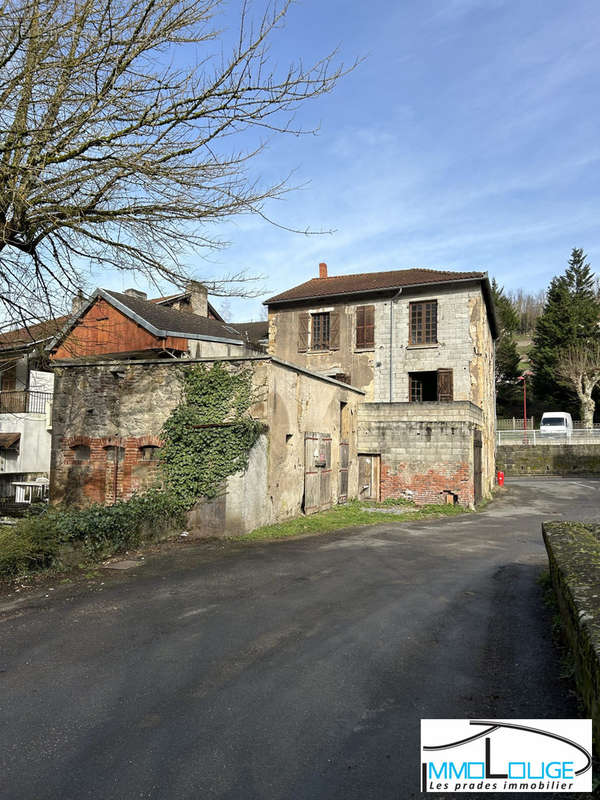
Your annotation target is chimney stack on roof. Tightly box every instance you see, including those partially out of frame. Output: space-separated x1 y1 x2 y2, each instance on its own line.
319 262 328 279
186 280 208 317
71 289 86 315
124 288 147 301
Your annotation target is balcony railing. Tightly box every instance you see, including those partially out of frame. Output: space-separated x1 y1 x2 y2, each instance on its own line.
0 390 52 414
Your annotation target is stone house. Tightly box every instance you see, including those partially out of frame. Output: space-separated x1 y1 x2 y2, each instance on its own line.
50 357 362 534
48 286 363 533
265 264 498 506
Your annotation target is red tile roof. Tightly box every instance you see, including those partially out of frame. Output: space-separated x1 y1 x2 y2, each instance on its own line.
0 317 69 351
265 268 485 305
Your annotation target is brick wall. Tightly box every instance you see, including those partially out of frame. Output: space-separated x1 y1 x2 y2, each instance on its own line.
358 401 484 506
57 434 163 505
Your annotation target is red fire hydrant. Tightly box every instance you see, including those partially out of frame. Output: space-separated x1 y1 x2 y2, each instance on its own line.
497 471 505 487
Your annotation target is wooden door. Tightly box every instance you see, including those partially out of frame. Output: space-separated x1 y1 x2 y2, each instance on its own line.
304 432 332 514
437 369 453 402
358 455 380 501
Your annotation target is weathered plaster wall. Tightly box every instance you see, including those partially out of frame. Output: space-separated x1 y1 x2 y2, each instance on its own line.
358 402 484 506
51 357 362 535
268 299 376 398
498 444 600 476
265 361 360 522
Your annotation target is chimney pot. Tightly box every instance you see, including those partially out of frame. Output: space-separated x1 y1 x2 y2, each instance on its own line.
319 262 328 279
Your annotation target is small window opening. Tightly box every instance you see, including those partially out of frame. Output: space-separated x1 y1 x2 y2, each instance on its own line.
285 434 293 444
409 371 438 402
139 445 160 461
71 444 90 460
105 445 125 462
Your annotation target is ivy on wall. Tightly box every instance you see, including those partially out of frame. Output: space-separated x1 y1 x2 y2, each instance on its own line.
159 363 264 506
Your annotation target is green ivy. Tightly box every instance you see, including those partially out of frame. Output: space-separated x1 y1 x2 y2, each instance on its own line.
0 364 264 578
159 363 264 506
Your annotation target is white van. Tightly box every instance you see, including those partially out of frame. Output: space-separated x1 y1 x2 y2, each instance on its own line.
539 412 573 437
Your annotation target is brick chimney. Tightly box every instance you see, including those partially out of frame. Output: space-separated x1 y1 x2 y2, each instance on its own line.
186 280 208 317
71 289 86 315
319 262 328 279
124 288 147 301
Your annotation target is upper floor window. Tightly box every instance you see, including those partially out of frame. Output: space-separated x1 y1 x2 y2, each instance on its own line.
409 300 437 345
356 305 375 349
298 311 340 352
311 312 330 350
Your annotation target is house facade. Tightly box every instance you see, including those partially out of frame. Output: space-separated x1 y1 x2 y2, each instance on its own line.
266 264 497 506
0 319 62 498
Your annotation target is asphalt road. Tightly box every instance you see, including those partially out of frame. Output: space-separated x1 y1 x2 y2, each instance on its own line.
1 478 597 800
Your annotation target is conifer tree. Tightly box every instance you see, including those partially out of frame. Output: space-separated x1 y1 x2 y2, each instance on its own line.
531 249 600 417
491 279 521 416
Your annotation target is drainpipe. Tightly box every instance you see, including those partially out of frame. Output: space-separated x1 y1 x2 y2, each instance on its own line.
389 288 403 402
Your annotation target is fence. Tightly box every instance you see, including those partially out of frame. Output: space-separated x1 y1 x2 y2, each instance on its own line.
497 429 600 446
0 391 52 414
497 417 536 431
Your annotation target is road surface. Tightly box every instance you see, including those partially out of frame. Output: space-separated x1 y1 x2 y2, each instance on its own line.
1 478 596 799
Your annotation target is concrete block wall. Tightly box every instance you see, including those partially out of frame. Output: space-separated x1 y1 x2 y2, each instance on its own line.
373 284 478 403
358 402 483 506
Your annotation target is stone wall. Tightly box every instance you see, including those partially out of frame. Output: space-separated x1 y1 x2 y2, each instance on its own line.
497 444 600 476
358 401 485 506
51 356 363 535
543 521 600 754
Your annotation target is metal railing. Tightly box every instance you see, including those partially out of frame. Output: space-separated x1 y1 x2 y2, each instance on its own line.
497 429 600 446
0 390 52 414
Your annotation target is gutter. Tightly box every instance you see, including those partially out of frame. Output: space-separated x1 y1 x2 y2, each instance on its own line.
389 288 403 402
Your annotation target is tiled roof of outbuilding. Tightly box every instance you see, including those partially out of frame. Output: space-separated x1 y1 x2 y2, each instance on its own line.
103 290 242 340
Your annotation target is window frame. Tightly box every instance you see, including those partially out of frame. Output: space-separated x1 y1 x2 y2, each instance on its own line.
311 311 331 351
409 300 438 345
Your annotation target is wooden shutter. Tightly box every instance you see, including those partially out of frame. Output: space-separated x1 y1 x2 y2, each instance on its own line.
437 368 453 402
298 312 309 352
356 305 375 348
329 311 340 350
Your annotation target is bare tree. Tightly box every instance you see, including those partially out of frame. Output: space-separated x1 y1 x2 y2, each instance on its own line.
0 0 353 329
555 341 600 427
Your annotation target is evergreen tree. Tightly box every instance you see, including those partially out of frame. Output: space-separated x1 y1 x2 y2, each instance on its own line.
491 279 522 416
530 249 600 418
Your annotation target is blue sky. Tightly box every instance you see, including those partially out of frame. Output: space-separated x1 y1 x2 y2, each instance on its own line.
107 0 600 321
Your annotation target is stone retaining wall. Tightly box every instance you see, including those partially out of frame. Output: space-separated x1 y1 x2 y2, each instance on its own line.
543 521 600 753
498 444 600 476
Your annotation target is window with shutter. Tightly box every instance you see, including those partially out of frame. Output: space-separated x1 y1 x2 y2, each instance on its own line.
298 312 310 352
409 300 438 344
356 305 375 349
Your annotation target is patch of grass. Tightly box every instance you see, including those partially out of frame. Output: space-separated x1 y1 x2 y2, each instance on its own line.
238 499 468 542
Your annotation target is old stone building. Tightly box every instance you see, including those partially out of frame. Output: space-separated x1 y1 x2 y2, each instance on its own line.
266 264 498 506
50 356 362 534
